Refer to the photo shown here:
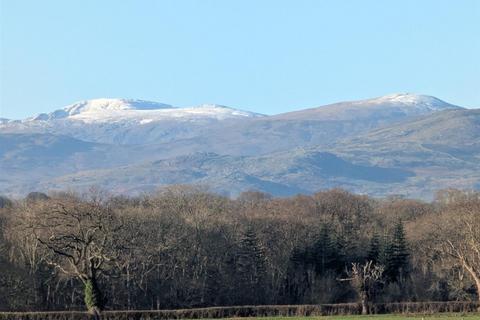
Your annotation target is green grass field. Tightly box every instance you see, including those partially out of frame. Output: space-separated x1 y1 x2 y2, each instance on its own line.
233 316 480 320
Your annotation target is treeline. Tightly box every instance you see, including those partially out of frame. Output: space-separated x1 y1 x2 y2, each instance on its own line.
0 187 479 314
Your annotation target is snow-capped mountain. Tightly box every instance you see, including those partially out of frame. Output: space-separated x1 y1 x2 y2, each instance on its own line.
0 93 461 146
1 93 478 199
272 93 460 121
157 93 463 157
1 99 264 144
372 93 458 110
29 98 263 122
30 99 174 121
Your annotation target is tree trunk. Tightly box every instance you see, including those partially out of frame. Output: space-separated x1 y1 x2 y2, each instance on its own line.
474 276 480 312
463 263 480 312
361 292 368 315
361 300 368 315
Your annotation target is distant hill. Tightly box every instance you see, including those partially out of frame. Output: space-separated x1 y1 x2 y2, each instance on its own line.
272 93 460 120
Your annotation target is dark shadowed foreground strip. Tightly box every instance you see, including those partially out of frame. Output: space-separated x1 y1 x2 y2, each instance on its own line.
1 302 479 320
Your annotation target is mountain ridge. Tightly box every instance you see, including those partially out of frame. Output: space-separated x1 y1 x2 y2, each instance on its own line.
272 93 461 121
0 93 478 199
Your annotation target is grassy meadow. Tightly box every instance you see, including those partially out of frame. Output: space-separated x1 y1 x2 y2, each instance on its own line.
236 316 480 320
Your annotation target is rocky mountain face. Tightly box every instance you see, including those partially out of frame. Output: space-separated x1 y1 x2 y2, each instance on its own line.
1 94 478 199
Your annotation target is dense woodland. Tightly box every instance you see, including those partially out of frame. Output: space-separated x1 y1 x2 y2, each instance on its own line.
0 187 479 315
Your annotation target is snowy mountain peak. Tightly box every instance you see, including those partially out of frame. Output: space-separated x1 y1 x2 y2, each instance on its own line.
31 99 174 121
272 93 462 121
370 93 460 110
26 98 263 123
64 99 173 115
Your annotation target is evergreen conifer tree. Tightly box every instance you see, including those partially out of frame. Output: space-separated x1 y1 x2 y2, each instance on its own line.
384 221 410 282
312 224 338 275
367 232 382 264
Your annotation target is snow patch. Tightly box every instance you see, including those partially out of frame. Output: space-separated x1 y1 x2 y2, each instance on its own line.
62 99 173 116
24 99 264 124
371 93 458 110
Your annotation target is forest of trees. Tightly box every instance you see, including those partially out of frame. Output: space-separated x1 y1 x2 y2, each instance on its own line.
0 187 479 315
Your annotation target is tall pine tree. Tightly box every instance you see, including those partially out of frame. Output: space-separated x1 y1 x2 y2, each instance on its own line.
367 232 382 264
310 224 339 275
384 221 410 282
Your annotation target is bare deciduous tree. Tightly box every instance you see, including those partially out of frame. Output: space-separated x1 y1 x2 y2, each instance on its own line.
436 196 480 310
342 261 384 315
23 196 122 317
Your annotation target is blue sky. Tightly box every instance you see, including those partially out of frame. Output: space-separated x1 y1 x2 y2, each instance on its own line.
0 0 479 119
